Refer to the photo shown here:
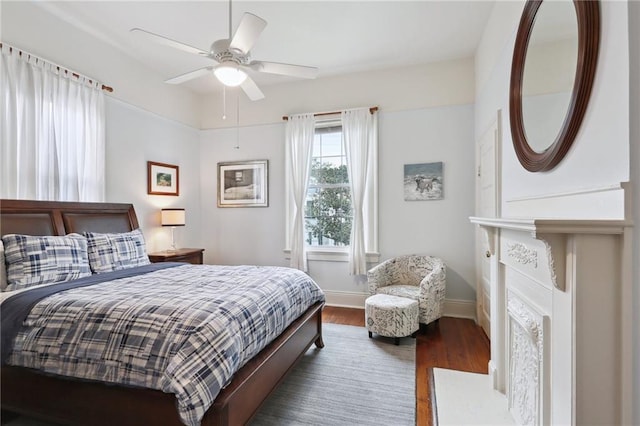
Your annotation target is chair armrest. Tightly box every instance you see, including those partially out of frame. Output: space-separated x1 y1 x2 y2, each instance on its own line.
367 260 394 295
419 263 446 299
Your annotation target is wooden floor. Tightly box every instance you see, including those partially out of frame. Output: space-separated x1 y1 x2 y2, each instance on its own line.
323 306 490 426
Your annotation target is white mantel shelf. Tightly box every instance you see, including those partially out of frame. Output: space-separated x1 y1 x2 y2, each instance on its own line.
469 216 630 235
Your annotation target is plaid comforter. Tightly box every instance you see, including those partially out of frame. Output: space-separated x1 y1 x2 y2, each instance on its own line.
6 264 325 426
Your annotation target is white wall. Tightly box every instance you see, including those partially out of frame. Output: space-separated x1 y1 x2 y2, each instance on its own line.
105 98 201 253
199 123 287 268
1 1 201 128
378 105 476 302
199 59 477 306
476 1 630 219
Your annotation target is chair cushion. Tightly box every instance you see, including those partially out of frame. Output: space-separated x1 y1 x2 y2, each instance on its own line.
378 285 420 301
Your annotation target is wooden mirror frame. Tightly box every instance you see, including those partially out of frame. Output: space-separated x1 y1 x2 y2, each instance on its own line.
510 0 600 172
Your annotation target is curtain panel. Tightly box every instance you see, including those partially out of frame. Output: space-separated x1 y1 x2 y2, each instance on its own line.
343 108 376 275
0 44 105 202
285 113 316 271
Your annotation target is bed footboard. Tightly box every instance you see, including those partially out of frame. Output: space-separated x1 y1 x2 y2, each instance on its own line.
1 302 324 426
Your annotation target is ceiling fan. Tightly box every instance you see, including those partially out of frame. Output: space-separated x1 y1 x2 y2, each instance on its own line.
130 1 318 101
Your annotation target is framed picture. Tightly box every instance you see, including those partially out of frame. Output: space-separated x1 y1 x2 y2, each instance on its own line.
218 160 269 207
404 162 443 201
147 161 179 196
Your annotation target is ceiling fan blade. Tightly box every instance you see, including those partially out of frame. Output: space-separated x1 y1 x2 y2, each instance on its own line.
229 13 267 55
249 61 318 79
240 76 265 101
130 28 208 56
165 67 213 84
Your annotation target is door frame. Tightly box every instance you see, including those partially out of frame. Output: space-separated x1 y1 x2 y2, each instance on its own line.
475 110 502 334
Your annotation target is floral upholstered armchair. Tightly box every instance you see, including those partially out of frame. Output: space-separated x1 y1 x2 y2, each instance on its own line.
367 255 446 326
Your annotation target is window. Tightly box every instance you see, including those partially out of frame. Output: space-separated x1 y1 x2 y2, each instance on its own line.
1 44 105 201
285 111 379 265
305 123 352 247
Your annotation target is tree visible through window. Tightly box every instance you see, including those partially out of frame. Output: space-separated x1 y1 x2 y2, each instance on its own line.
305 125 352 247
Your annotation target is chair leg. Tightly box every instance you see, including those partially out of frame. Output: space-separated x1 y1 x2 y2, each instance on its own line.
368 331 372 338
394 337 400 346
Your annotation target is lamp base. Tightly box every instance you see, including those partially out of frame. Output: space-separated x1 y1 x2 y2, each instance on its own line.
167 227 178 253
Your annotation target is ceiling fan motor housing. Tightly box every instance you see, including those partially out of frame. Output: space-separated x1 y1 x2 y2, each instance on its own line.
211 39 249 64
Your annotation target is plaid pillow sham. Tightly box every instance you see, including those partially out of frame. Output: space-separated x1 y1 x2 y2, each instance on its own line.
0 240 7 291
85 229 150 274
2 233 91 291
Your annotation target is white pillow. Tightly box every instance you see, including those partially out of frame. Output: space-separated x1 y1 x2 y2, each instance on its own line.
0 240 7 291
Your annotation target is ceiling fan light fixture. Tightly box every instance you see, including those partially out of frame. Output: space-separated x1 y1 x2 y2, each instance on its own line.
214 62 247 87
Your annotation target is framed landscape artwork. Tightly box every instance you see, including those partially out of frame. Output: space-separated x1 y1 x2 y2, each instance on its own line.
218 160 269 207
404 161 443 201
147 161 179 196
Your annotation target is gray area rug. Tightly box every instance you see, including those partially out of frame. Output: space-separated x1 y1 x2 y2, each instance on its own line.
250 323 416 426
4 323 416 426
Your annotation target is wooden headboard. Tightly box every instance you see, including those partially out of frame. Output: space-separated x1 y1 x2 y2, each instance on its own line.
0 199 139 238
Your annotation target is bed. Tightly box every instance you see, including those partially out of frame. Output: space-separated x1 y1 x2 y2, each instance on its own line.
0 199 325 426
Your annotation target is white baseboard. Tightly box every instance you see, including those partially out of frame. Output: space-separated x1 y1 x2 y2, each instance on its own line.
443 298 477 320
324 291 477 321
323 290 368 308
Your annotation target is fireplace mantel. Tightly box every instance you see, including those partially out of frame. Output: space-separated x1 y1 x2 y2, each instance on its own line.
469 216 632 425
470 217 628 291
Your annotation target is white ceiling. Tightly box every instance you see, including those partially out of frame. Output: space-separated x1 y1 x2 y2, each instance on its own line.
38 1 495 94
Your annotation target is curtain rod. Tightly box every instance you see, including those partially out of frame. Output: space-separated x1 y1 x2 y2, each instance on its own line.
0 42 114 93
282 106 378 121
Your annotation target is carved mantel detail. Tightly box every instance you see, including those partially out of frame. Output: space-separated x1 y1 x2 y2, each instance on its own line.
508 294 546 426
478 224 497 256
507 242 538 268
534 233 567 291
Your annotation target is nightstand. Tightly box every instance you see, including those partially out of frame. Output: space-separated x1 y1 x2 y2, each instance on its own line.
148 248 204 265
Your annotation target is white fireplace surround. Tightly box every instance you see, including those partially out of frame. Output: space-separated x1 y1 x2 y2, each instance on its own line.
469 215 633 425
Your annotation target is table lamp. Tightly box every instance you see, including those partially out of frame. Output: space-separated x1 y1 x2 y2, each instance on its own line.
161 208 185 252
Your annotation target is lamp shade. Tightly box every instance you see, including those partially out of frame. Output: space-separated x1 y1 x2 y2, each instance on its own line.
161 208 185 226
214 62 248 87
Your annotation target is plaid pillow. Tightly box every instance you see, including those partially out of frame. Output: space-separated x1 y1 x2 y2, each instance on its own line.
85 229 150 274
1 240 7 291
2 233 91 291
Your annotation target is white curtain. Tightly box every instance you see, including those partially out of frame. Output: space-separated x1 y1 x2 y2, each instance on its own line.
1 44 105 201
285 113 316 271
342 108 376 275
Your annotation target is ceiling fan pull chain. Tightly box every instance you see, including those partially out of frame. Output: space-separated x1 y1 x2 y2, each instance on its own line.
222 85 227 120
235 94 240 150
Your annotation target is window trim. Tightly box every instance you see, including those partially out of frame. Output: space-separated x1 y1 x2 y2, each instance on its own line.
283 247 380 263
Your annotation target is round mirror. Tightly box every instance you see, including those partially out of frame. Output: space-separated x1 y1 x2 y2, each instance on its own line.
510 0 600 172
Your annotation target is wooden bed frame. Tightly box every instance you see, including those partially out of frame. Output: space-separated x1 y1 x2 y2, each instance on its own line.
0 199 325 426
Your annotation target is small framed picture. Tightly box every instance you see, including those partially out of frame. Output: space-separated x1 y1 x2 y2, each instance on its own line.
147 161 179 196
404 161 443 201
218 160 268 207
